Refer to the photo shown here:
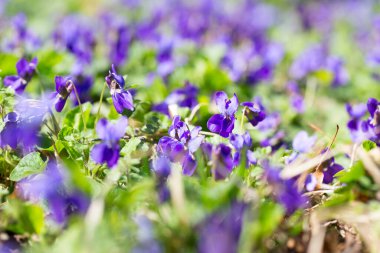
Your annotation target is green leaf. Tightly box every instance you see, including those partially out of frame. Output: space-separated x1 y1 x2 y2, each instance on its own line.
120 137 141 156
363 140 376 152
336 161 365 183
9 152 47 181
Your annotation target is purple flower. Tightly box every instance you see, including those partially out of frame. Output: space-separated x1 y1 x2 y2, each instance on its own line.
105 65 134 114
102 14 130 66
4 13 41 52
286 131 317 164
202 143 234 180
262 160 306 215
260 130 285 151
151 156 171 203
327 57 349 87
198 201 246 253
230 132 256 167
346 98 380 144
3 57 37 94
156 39 175 82
241 99 266 127
53 15 95 67
346 103 367 119
0 98 48 150
287 82 305 114
207 92 238 138
289 44 327 80
152 81 199 116
53 76 74 112
91 117 128 167
0 112 19 149
323 157 344 184
157 116 204 176
292 131 317 153
16 160 89 224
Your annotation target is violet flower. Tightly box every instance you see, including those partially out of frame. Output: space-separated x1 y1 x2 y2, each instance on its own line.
53 15 95 67
156 39 175 82
207 92 238 138
287 82 305 114
198 201 246 253
241 99 266 127
151 156 171 203
202 143 234 180
53 76 74 112
262 160 306 215
346 98 380 144
91 117 128 167
3 57 37 94
105 65 134 114
367 98 380 140
16 160 89 224
230 132 256 167
157 116 204 176
152 81 199 116
102 14 130 66
4 13 41 52
0 98 48 150
286 131 317 164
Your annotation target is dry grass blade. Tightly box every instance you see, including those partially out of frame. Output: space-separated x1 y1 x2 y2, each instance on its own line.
281 151 336 179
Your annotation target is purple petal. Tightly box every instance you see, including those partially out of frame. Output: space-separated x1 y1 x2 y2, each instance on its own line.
182 154 197 176
207 114 224 134
367 98 379 117
112 90 134 114
188 135 204 153
225 94 238 116
214 91 228 113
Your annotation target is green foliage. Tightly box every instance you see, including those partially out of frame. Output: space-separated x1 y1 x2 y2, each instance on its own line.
9 152 47 181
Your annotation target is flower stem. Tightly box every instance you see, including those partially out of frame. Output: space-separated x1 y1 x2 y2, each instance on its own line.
72 83 87 131
240 107 246 133
95 82 107 127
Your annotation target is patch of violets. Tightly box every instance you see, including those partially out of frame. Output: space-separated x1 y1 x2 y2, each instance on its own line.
3 13 41 52
152 81 199 116
346 98 380 145
289 44 349 87
16 160 89 224
207 91 238 138
105 65 134 114
91 117 128 168
3 57 38 94
157 116 204 176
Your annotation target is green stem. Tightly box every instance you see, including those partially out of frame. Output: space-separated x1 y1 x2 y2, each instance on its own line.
72 83 87 131
95 83 107 128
